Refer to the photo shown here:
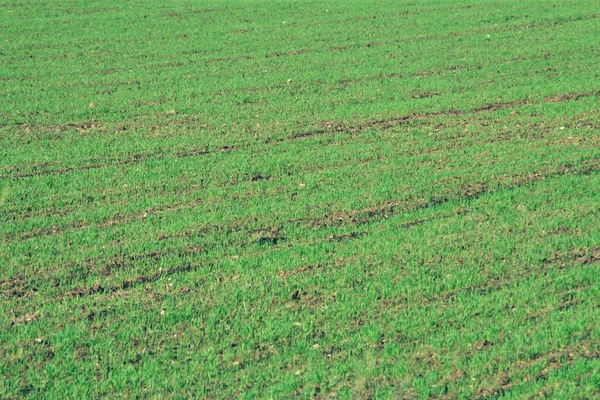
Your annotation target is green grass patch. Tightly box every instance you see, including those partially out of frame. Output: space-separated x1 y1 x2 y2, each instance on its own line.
1 0 600 398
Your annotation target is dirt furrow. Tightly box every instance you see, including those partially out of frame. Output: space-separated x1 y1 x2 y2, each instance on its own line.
290 90 600 140
5 89 597 181
474 338 600 398
4 147 215 180
8 155 597 249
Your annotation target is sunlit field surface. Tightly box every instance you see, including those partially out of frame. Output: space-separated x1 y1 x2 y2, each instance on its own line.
1 0 600 397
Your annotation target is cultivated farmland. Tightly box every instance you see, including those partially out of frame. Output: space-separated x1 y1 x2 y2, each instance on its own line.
1 0 600 398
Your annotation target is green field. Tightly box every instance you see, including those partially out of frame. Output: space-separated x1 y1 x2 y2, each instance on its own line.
2 0 600 398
